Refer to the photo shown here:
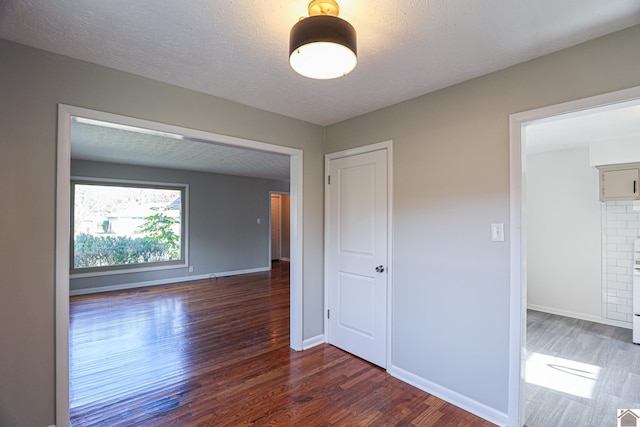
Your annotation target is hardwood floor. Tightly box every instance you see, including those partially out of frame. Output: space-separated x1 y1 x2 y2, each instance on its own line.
70 262 494 426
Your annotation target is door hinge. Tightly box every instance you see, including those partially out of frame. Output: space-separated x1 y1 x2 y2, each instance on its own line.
327 309 330 319
327 175 331 185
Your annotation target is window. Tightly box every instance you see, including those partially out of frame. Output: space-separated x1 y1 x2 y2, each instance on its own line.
71 179 187 275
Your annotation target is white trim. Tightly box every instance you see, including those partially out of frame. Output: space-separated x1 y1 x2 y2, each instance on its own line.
71 175 188 188
56 105 71 427
70 262 188 279
508 85 640 427
69 267 271 296
65 107 301 156
325 140 392 160
302 334 325 349
56 104 305 427
386 142 394 371
289 154 304 351
527 304 632 329
324 140 394 369
280 257 291 262
508 110 525 427
388 365 508 427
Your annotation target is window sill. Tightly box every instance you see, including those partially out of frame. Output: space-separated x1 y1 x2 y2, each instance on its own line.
70 262 188 279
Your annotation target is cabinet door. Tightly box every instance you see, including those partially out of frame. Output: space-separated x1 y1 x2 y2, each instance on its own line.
601 169 639 201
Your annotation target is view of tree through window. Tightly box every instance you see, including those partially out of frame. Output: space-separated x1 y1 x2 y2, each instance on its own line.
72 181 185 272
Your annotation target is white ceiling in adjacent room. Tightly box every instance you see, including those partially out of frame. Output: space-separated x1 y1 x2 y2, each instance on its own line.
525 101 640 154
71 119 292 180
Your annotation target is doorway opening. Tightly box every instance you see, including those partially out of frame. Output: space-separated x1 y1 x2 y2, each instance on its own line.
56 104 304 427
508 86 640 426
270 192 291 263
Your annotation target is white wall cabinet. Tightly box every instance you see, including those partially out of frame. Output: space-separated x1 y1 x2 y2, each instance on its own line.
598 165 640 201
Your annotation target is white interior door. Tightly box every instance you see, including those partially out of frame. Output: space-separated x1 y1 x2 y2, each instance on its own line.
327 149 388 368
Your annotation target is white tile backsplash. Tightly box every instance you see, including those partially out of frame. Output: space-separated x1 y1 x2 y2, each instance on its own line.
618 290 633 299
608 281 628 290
617 243 633 252
609 251 628 260
606 206 628 213
608 266 630 275
617 305 632 315
618 229 639 237
610 312 629 322
608 236 628 244
602 201 636 326
618 275 633 284
617 213 639 221
617 259 633 268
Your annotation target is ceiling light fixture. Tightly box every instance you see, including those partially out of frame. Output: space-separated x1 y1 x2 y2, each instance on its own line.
289 0 357 80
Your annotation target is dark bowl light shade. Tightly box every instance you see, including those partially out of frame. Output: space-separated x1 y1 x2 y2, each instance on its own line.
289 14 357 80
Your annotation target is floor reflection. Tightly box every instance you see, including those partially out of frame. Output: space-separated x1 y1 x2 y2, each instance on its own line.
70 294 188 408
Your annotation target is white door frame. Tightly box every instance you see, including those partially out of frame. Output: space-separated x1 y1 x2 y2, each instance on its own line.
56 104 304 427
324 140 394 368
507 86 640 427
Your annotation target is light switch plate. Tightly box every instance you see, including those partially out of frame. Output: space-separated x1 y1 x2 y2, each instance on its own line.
491 223 504 242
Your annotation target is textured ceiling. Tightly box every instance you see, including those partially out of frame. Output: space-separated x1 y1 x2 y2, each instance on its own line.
1 0 639 126
4 1 640 178
71 120 291 181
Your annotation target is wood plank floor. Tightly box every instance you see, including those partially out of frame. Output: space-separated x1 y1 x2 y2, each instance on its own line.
70 261 494 426
525 310 640 427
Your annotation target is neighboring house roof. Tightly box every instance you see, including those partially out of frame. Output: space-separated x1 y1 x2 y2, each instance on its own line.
107 204 167 219
169 196 181 209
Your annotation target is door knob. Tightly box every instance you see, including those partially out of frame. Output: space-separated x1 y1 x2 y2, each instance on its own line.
375 265 385 273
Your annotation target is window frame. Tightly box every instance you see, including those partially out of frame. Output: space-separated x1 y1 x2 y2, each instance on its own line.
70 176 189 278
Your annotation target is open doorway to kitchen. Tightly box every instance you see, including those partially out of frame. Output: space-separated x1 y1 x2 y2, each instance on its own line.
508 86 640 427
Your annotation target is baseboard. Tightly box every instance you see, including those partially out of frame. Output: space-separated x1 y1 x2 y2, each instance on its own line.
527 304 632 329
388 365 508 427
70 266 271 296
280 257 291 262
302 334 325 350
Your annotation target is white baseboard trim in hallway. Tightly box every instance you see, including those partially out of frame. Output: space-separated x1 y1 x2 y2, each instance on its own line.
69 266 271 296
302 334 325 350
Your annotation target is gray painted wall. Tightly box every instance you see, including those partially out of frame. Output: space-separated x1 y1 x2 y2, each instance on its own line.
526 148 602 321
324 26 640 415
0 38 324 427
70 160 289 292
